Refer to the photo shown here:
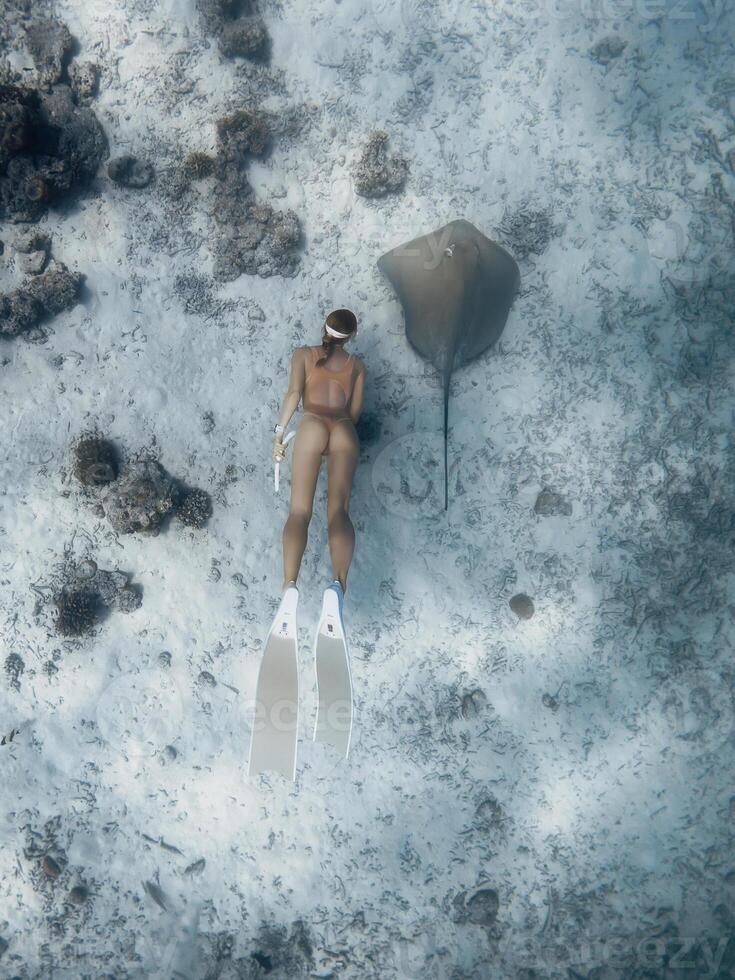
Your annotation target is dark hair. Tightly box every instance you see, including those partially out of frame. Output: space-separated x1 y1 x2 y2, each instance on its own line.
315 308 357 367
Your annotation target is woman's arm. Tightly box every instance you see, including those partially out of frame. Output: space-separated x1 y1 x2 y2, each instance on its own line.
276 347 307 431
349 364 366 425
273 348 306 461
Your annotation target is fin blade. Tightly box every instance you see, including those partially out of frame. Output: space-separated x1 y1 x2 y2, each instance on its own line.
313 589 353 758
248 596 299 781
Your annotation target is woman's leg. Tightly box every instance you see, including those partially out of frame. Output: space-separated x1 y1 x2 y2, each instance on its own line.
326 420 359 593
283 415 329 588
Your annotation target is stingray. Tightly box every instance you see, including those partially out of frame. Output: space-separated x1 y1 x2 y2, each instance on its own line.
377 218 520 509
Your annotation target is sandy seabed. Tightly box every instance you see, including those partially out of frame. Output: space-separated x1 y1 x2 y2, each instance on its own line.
1 0 734 976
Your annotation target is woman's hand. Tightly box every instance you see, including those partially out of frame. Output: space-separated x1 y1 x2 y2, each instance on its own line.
273 436 289 464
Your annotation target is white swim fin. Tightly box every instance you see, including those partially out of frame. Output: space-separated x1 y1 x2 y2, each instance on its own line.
248 584 300 781
313 581 353 758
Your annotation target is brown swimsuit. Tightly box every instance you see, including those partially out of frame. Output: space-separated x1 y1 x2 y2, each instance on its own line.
302 346 358 436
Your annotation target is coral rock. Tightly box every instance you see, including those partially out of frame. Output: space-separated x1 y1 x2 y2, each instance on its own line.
216 109 271 166
17 249 48 275
509 593 535 619
14 228 51 254
0 261 83 338
184 151 215 180
197 0 270 63
24 261 83 316
533 488 572 517
100 460 178 534
24 18 74 87
218 19 269 59
68 559 142 613
107 154 154 188
590 35 628 65
54 589 99 636
175 487 213 529
0 83 107 222
72 432 119 486
353 130 408 198
68 61 100 101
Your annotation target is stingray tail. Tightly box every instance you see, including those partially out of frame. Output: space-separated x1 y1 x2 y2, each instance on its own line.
442 364 451 510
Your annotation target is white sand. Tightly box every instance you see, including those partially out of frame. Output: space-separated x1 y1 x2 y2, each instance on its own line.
1 0 734 975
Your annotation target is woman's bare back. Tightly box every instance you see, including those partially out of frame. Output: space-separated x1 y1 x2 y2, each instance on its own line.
302 345 364 420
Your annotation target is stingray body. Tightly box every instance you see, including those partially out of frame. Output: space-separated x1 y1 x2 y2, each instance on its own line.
377 218 520 509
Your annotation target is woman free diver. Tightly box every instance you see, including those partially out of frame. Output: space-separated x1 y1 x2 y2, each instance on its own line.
248 308 366 778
